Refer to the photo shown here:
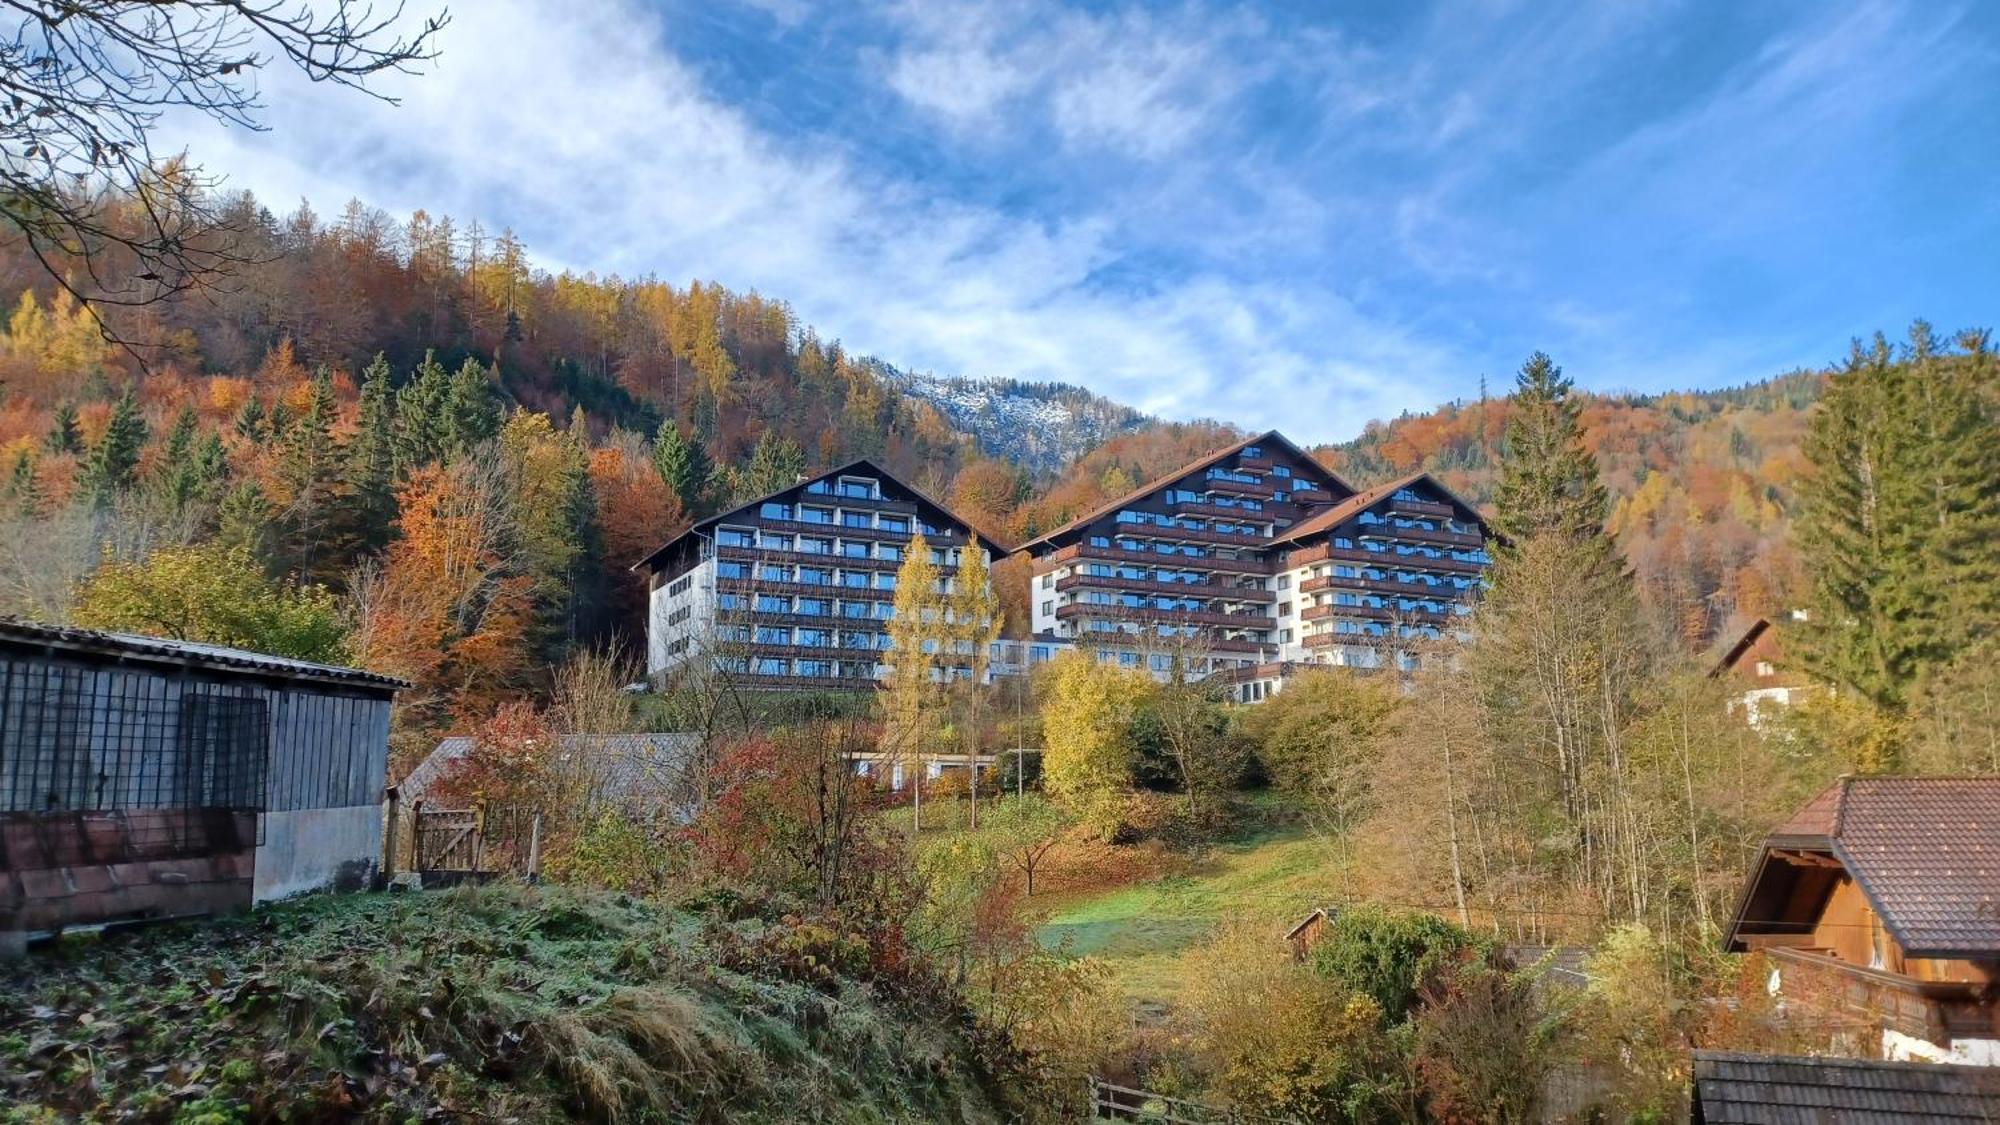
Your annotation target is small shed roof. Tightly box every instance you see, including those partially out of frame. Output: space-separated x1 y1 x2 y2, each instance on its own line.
1691 1050 2000 1123
401 733 702 807
1725 776 2000 958
0 617 409 693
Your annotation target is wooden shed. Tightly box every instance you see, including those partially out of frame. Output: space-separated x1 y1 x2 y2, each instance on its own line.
0 620 407 953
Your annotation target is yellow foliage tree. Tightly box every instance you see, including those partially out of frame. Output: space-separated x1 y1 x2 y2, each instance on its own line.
1039 649 1147 838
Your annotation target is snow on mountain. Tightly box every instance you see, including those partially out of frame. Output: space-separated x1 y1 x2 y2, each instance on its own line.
879 366 1153 474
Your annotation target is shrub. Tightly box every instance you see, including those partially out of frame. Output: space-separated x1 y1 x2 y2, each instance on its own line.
1307 905 1491 1024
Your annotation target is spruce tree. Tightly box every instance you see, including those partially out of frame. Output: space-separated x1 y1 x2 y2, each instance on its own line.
743 430 805 498
1795 325 2000 713
45 403 81 454
153 403 202 517
441 356 501 456
347 353 399 547
394 350 452 470
280 372 344 578
650 419 711 513
217 482 276 566
6 449 40 514
232 396 266 442
1491 351 1609 545
85 390 147 506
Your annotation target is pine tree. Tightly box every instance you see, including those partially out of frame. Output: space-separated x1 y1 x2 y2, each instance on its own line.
280 372 344 578
348 353 399 547
45 403 81 454
441 357 501 455
1491 352 1609 545
5 449 40 514
1795 325 2000 714
85 390 147 506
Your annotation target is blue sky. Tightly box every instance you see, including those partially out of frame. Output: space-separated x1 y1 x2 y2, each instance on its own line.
160 0 1999 442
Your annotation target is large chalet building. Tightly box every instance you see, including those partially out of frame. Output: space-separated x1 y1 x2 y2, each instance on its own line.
636 459 1008 691
1017 431 1492 690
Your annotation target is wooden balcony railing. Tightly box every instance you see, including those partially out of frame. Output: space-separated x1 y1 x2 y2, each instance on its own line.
1055 573 1275 603
1044 543 1272 575
1055 602 1274 629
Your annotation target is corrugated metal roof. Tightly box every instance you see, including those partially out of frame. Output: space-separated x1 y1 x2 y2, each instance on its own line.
1692 1050 2000 1123
0 617 409 692
400 733 702 808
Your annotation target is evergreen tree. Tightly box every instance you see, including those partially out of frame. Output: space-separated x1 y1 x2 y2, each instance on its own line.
394 349 452 470
742 430 805 498
85 390 147 506
650 419 712 514
347 353 399 548
1491 351 1609 545
441 356 501 455
153 403 203 517
232 395 266 442
217 482 276 567
280 372 345 578
1795 325 2000 714
44 403 81 454
5 449 40 514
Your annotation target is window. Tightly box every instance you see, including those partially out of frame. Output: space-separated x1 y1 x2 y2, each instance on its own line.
878 516 909 534
877 544 902 562
798 537 831 555
797 629 830 648
797 660 835 678
841 571 869 588
1118 651 1140 668
842 512 872 529
1755 661 1774 677
1041 601 1054 616
797 567 832 586
759 502 792 521
796 598 829 616
759 532 792 551
874 573 897 590
1278 602 1292 616
842 601 870 619
871 602 894 620
1089 535 1110 548
757 564 788 584
799 507 834 525
805 479 831 495
1276 575 1290 589
837 479 876 499
755 626 791 645
755 594 789 614
718 593 746 611
841 541 869 558
715 561 746 579
716 527 754 548
1272 465 1291 478
1040 574 1053 589
754 658 787 676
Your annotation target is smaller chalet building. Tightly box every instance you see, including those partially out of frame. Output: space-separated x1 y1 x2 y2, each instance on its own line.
1710 613 1819 726
1725 776 2000 1065
635 459 1008 690
0 621 407 953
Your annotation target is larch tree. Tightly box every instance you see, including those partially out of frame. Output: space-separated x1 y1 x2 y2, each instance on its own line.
884 531 946 830
1040 649 1146 840
949 537 1003 827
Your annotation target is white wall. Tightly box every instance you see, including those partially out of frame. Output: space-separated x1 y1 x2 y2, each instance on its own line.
255 804 382 903
648 555 716 676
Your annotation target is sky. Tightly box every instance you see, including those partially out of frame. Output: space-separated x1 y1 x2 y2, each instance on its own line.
157 0 2000 443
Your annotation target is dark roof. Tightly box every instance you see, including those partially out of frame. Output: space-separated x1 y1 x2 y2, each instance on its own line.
402 733 702 806
0 617 409 693
1266 469 1489 547
1015 430 1347 553
1709 618 1773 678
1727 777 2000 958
635 457 1010 572
1691 1050 2000 1123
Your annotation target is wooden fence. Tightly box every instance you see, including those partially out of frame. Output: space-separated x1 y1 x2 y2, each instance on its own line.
1085 1077 1299 1124
384 793 541 881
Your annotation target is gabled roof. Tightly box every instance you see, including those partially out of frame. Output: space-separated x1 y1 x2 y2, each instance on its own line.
1725 776 2000 958
1015 430 1347 554
401 733 703 807
0 617 409 693
1691 1050 2000 1124
1708 618 1773 679
635 457 1011 572
1266 470 1489 548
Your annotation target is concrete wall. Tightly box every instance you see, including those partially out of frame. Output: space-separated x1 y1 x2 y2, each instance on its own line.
254 803 381 903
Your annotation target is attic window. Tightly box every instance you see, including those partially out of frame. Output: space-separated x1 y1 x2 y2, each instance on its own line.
1755 661 1775 677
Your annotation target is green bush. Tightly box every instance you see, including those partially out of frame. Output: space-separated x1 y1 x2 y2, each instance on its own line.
1306 905 1491 1024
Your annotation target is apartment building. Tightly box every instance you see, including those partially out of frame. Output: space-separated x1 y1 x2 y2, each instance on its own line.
636 459 1008 690
1018 431 1492 685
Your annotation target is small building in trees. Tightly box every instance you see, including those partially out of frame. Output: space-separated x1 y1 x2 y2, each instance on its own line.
1724 777 2000 1065
635 459 1009 690
1710 613 1819 726
0 620 406 954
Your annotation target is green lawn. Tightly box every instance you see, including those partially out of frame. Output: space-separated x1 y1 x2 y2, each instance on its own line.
1035 816 1344 1006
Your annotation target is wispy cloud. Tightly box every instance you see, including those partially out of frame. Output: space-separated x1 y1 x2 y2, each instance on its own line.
150 0 2000 441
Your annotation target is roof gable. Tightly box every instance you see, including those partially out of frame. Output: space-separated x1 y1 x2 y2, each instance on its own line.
1017 430 1347 553
1269 470 1489 548
636 457 1009 572
1726 777 2000 958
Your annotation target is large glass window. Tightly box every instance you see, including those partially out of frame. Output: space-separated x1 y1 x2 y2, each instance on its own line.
879 516 909 534
799 507 834 525
716 527 754 547
760 502 792 521
796 598 829 616
755 594 789 614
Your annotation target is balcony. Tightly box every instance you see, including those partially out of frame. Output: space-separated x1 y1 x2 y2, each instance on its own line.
1282 542 1486 575
1115 521 1273 549
1237 456 1275 472
798 488 919 514
744 516 967 547
744 640 886 660
725 671 881 692
1056 573 1276 603
1357 522 1485 548
1056 602 1275 630
1384 496 1456 519
1047 543 1272 576
717 575 895 601
1300 601 1457 624
1204 476 1277 499
1299 573 1475 600
1168 496 1286 523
